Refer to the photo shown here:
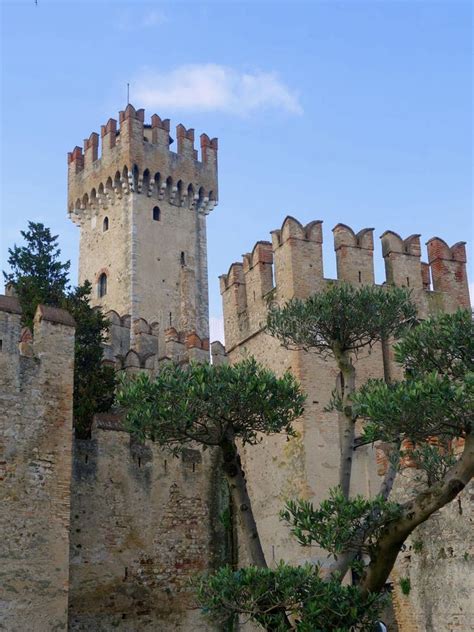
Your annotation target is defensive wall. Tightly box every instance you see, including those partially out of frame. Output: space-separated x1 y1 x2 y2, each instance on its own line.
0 291 227 631
219 215 472 630
68 413 228 631
0 296 75 632
66 311 227 630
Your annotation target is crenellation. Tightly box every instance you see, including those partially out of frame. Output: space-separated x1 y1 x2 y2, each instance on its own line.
222 217 471 352
151 113 171 147
68 104 218 220
243 241 274 331
177 124 198 159
271 216 324 301
333 224 375 284
211 340 227 366
84 131 99 166
427 237 470 309
381 231 423 290
200 133 218 166
219 262 248 349
100 117 118 152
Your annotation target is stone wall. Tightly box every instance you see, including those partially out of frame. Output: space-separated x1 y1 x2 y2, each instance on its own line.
0 296 75 632
220 215 471 630
68 414 228 631
389 473 474 632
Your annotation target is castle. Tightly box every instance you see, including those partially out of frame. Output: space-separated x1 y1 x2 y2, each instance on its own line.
0 104 472 631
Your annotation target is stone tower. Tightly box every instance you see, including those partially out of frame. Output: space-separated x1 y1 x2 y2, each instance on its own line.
68 103 218 357
65 106 225 631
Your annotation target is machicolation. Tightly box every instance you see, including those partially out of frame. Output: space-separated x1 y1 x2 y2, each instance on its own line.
68 104 218 225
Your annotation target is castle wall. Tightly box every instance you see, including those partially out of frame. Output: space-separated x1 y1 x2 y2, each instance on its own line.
0 297 75 632
220 216 471 630
390 475 474 632
68 416 228 631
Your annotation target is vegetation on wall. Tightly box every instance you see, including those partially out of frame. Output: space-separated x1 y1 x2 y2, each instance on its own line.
4 222 115 437
194 287 472 630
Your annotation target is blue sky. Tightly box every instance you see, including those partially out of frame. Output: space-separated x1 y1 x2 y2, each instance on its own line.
1 0 472 341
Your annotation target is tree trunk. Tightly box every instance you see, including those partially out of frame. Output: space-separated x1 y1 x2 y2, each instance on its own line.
360 432 474 596
221 429 294 631
335 349 356 499
326 449 400 581
221 429 267 568
381 336 392 384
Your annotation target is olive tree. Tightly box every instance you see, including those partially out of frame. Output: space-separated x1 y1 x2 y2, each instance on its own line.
267 283 416 499
117 358 305 568
196 294 473 631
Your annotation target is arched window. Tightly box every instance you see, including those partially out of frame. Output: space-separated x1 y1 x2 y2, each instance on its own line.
153 206 160 221
103 216 109 232
98 273 107 298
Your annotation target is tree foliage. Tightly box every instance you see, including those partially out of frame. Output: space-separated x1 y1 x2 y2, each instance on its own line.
64 282 116 438
355 309 473 445
276 308 474 603
3 222 115 437
117 358 305 450
267 283 416 357
281 488 400 555
268 283 417 502
195 563 385 632
197 301 473 630
3 222 71 329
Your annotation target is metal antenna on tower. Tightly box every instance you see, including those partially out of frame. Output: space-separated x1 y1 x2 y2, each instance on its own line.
127 83 130 105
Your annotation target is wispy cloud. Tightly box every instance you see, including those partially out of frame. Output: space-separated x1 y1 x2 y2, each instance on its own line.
116 8 167 31
134 64 303 116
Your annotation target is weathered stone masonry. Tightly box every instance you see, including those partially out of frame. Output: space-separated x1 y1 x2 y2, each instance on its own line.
0 297 75 632
220 216 472 630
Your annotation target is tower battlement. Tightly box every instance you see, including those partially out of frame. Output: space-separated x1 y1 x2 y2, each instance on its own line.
68 104 218 224
220 216 470 350
68 105 217 342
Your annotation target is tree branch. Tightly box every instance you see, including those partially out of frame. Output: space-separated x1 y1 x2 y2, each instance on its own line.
360 432 474 596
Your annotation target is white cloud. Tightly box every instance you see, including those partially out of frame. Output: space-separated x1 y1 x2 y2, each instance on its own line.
134 64 303 116
116 8 167 31
209 316 225 344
